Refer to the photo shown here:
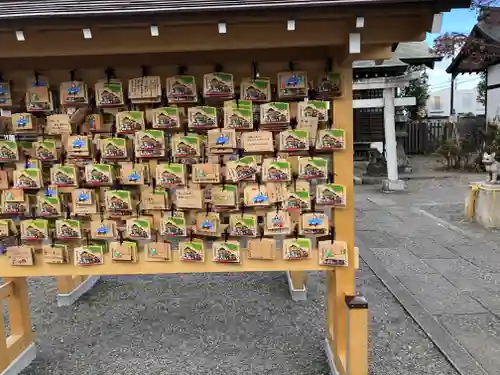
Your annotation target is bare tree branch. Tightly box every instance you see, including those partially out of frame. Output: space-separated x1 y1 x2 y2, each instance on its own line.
432 6 500 65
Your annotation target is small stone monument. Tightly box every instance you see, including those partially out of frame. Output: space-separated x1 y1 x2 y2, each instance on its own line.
365 149 387 177
465 152 500 228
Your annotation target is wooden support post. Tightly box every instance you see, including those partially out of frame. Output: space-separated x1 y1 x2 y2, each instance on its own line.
287 208 307 301
57 276 82 294
1 277 36 375
345 295 369 375
56 275 100 307
324 62 367 375
0 285 10 371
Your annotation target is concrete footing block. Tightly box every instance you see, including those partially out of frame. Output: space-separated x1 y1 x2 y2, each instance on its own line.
382 179 407 192
286 271 307 301
57 276 100 307
0 343 36 375
324 338 341 375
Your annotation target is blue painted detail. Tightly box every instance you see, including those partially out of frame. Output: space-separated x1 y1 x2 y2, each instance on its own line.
67 86 81 95
72 138 85 148
308 216 323 226
78 191 89 201
201 220 213 230
271 216 282 224
45 187 55 197
286 74 300 86
96 225 109 235
128 171 140 182
16 117 28 126
216 134 229 145
252 192 268 204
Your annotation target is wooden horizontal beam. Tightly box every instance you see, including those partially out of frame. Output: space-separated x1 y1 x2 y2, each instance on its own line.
353 71 421 90
336 44 393 68
356 45 393 62
0 3 434 30
0 15 427 58
0 46 355 71
353 97 416 109
0 249 346 277
0 45 396 71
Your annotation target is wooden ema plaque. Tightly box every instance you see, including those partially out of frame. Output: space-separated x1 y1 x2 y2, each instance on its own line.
0 88 348 273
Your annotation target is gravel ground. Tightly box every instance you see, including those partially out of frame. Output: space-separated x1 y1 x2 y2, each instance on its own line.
1 262 457 375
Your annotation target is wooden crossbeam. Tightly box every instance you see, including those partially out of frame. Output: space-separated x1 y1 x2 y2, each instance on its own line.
0 248 350 277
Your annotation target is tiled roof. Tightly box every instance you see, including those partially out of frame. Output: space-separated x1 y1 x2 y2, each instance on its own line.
446 8 500 74
0 0 471 20
0 0 386 19
353 57 408 69
353 42 441 70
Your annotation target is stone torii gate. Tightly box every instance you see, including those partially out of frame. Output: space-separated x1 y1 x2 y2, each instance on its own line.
353 72 419 190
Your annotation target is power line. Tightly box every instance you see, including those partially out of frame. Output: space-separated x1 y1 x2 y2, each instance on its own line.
430 76 480 90
431 76 480 87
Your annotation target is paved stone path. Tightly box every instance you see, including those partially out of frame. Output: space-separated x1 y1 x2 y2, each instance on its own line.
356 177 500 375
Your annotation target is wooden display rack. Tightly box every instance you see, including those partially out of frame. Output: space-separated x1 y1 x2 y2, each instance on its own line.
0 3 459 375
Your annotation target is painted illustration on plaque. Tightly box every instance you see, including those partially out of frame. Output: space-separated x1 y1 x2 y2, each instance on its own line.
316 129 345 150
280 130 309 151
51 166 78 187
316 184 346 207
298 157 328 179
0 140 19 161
21 219 48 240
229 214 258 237
318 240 348 266
56 219 82 239
105 190 132 212
262 159 291 182
152 107 180 129
180 241 205 262
85 164 113 185
75 245 105 266
283 238 312 260
101 138 127 159
161 214 187 237
212 241 240 263
14 169 41 189
116 111 144 133
156 163 186 187
226 156 258 182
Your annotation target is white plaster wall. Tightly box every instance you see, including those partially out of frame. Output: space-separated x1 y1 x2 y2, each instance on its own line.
427 87 450 116
486 87 500 122
426 87 485 117
487 65 500 122
488 64 500 85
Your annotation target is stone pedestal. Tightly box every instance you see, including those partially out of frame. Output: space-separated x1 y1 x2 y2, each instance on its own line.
466 182 500 228
382 179 407 191
396 129 411 173
364 149 387 177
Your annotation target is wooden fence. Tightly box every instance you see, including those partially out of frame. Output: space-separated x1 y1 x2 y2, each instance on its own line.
403 120 453 155
403 117 485 155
